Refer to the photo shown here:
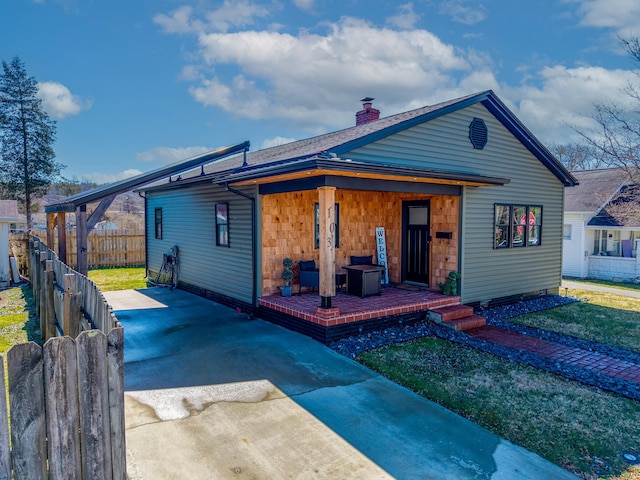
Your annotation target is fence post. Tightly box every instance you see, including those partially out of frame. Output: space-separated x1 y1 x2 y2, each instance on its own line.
77 331 112 480
45 260 56 341
108 327 126 480
44 337 82 480
0 356 10 480
31 238 40 315
8 343 47 480
64 274 78 337
39 251 47 338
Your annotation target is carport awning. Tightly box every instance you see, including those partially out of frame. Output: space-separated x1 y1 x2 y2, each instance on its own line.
45 141 250 213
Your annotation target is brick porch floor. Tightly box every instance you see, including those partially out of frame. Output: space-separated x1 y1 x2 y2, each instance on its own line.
467 326 640 384
258 286 460 327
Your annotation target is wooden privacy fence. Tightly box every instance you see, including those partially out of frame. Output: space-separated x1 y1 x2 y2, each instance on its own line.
31 228 145 270
0 236 126 480
29 236 120 338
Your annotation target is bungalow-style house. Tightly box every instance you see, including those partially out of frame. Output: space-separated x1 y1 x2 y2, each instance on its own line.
137 90 577 342
563 168 640 281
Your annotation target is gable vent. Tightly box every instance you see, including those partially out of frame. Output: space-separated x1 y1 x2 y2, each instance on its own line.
469 117 488 149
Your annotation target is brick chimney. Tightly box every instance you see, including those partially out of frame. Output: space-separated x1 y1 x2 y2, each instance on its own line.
355 97 380 125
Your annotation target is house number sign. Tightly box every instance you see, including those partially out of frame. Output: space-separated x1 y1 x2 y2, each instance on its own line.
376 227 389 284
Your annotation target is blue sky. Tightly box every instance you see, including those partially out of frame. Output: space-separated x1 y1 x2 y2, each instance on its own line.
2 0 639 183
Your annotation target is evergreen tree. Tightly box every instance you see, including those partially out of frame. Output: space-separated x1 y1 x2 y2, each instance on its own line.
0 56 63 228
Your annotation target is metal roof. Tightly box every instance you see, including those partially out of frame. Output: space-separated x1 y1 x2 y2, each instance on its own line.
45 141 250 213
139 90 577 192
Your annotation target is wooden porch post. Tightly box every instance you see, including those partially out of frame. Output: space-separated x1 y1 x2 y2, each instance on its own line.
46 213 56 250
56 212 67 263
76 205 88 275
317 186 336 309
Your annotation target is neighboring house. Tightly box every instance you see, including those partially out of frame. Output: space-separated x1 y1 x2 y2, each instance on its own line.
563 168 640 281
0 200 19 285
139 90 576 317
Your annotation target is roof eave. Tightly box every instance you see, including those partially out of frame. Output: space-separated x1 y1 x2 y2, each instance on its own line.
223 158 510 187
45 141 250 213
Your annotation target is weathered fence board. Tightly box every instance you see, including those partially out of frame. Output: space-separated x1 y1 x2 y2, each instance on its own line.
0 357 10 480
78 331 113 480
44 337 82 480
30 229 145 270
108 327 126 480
8 343 47 480
0 235 126 479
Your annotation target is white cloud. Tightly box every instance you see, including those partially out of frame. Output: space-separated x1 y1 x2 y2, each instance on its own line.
261 136 296 149
81 169 143 185
154 1 270 34
574 0 640 34
153 5 196 34
505 65 638 144
184 16 476 128
386 3 420 30
438 0 486 25
135 146 214 164
293 0 314 11
37 81 89 119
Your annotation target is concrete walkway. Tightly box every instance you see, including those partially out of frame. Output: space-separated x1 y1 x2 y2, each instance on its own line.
105 287 578 480
562 279 640 298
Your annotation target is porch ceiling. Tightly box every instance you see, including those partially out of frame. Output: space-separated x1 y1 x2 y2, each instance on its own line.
228 158 510 188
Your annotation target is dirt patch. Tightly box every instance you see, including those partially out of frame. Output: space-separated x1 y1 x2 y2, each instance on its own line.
0 290 8 308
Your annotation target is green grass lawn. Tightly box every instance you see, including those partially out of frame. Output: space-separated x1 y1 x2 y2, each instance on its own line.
0 285 39 354
358 289 640 480
359 338 640 480
87 266 147 291
510 288 640 353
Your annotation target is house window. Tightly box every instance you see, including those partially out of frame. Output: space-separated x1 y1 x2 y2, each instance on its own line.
494 204 542 248
314 203 339 249
154 208 163 239
215 203 229 247
563 224 572 240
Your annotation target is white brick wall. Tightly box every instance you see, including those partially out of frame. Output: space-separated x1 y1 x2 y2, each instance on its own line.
587 256 640 281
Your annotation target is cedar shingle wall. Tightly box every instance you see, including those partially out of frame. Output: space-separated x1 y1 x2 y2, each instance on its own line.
261 190 459 295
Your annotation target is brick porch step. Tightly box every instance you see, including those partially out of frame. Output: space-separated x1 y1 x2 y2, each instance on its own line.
441 314 487 331
427 304 473 323
427 304 486 331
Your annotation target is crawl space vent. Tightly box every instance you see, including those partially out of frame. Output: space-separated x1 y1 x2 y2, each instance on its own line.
469 117 488 149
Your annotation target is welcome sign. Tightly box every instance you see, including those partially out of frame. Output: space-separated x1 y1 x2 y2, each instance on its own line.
376 227 389 284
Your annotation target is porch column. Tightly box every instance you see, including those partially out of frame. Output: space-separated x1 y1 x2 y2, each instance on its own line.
46 213 55 249
76 205 88 275
56 212 67 263
317 186 336 309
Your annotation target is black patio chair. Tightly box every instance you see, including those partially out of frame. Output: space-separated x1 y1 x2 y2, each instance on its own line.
298 260 319 295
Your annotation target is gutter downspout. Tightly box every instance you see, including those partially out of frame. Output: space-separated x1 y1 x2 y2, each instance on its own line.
224 183 257 317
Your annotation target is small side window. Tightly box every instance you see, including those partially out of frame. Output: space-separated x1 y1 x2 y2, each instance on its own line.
154 208 163 239
216 203 229 247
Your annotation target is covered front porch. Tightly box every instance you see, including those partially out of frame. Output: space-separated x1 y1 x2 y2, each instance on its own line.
258 285 485 344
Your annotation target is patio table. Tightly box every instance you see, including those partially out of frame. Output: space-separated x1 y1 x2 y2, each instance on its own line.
344 265 386 298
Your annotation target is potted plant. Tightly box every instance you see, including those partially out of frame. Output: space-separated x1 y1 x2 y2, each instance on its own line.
439 271 461 296
281 257 294 296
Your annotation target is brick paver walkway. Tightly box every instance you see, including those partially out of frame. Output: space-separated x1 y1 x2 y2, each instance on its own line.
467 326 640 384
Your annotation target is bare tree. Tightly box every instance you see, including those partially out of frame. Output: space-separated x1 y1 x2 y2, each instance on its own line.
549 142 606 171
575 37 640 183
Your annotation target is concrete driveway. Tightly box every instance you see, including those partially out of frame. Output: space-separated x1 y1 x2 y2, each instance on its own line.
105 287 578 480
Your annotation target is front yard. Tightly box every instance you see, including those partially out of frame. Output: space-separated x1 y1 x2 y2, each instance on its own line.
359 286 640 480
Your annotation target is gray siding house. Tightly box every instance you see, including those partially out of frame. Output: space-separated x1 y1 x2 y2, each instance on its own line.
140 91 576 339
